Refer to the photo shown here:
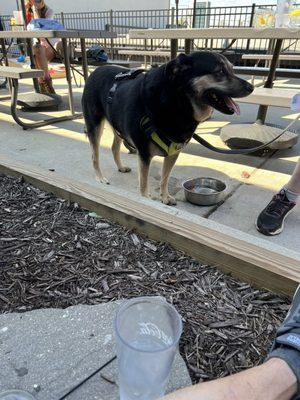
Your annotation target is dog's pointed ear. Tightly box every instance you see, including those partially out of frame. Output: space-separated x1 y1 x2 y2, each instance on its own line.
166 53 192 76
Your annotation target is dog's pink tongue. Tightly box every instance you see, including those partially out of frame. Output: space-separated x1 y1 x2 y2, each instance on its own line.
224 96 240 115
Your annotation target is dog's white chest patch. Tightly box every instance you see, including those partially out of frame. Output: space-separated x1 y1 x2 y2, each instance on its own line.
191 102 213 122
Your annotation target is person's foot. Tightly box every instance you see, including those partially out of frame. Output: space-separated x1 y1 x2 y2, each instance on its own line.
39 77 56 94
256 189 296 236
268 286 300 398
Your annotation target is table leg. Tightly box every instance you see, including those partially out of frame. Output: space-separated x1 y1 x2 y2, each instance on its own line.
170 39 178 60
26 38 40 93
0 38 11 92
62 37 75 115
256 38 283 124
0 38 9 66
184 39 192 55
80 38 89 82
10 78 81 130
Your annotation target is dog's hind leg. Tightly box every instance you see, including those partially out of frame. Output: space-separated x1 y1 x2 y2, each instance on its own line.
112 130 131 173
88 119 109 185
160 153 179 205
138 156 152 198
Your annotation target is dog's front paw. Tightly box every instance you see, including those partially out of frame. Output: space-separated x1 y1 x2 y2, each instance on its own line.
96 176 110 185
161 194 177 206
119 166 131 173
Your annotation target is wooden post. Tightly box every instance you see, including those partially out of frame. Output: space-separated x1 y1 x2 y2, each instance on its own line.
62 37 75 115
80 38 88 82
171 39 178 59
256 38 283 123
185 39 192 54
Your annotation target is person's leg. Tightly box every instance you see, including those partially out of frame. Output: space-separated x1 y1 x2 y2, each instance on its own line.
161 358 296 400
33 43 50 78
256 157 300 235
32 43 56 94
285 157 300 195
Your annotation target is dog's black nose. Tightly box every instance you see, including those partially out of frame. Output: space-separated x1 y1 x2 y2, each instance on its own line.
245 82 254 94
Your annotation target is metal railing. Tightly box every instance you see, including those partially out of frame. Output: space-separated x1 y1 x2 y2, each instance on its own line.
1 4 300 60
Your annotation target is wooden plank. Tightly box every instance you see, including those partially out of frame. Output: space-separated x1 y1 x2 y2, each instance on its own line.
0 154 299 296
0 30 117 40
75 30 117 39
129 27 300 40
242 54 300 61
236 87 299 107
71 57 141 68
234 66 300 79
0 66 43 79
0 30 56 39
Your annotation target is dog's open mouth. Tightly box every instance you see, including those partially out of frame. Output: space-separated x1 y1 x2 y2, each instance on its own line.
203 90 240 115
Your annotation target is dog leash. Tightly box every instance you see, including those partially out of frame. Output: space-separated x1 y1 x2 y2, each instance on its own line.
57 355 117 400
192 114 300 155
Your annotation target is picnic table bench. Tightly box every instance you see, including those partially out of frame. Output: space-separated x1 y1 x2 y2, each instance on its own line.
234 66 300 79
0 65 77 129
242 54 300 62
241 53 300 85
0 29 117 129
235 87 299 108
117 49 171 67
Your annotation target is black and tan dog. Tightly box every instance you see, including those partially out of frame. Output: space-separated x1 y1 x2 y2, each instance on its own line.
82 51 253 205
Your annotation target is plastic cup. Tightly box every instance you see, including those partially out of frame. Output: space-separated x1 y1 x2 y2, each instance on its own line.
0 391 36 400
114 297 182 400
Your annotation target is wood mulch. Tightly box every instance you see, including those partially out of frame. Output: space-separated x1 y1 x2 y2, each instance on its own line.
0 173 290 383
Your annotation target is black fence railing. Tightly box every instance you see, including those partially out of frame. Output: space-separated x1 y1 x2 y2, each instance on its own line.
1 4 300 59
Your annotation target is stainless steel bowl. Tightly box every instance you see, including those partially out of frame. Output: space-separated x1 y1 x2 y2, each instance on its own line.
182 177 226 206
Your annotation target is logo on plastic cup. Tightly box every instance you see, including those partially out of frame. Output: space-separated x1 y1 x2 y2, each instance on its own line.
138 322 173 346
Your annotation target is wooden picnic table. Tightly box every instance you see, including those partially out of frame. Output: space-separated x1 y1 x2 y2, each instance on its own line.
0 29 117 129
129 27 300 123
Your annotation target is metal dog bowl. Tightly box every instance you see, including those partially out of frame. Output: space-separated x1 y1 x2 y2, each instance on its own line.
183 177 226 206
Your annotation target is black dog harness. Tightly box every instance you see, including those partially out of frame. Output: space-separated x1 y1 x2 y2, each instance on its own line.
107 68 145 104
107 69 297 156
107 69 188 156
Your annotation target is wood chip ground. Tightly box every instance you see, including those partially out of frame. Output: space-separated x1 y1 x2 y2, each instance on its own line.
0 174 290 383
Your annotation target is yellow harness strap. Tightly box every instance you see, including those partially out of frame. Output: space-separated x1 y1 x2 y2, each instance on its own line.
140 116 185 156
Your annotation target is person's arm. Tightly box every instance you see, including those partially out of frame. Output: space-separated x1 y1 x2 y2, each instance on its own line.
44 8 54 19
32 6 39 19
160 359 296 400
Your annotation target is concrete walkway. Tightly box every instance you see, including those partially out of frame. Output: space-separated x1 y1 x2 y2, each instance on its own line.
0 302 191 399
0 76 299 253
